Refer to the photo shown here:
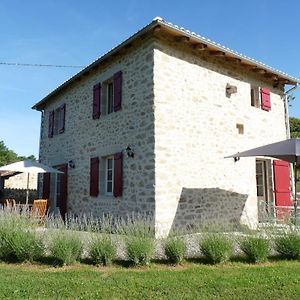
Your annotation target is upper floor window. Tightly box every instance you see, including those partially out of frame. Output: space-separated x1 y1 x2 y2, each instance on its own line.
251 86 260 108
250 86 271 111
48 104 65 138
92 70 122 119
102 81 114 115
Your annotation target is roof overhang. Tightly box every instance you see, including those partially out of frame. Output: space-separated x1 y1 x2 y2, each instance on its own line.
32 17 300 111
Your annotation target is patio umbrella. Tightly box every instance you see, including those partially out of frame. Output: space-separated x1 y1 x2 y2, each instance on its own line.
0 160 63 204
226 138 300 220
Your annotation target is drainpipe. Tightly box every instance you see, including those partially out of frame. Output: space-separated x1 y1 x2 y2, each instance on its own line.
283 84 298 139
282 83 298 218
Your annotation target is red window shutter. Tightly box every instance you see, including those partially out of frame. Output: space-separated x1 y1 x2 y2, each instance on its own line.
273 160 292 220
59 103 66 134
93 83 101 119
90 157 99 197
48 110 54 138
42 173 50 199
113 152 123 197
260 87 271 111
113 71 122 112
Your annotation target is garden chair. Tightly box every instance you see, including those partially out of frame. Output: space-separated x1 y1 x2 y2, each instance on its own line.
4 199 16 208
31 199 48 220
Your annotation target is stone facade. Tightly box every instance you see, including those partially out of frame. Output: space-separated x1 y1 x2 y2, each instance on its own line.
37 29 289 237
153 36 287 236
4 173 37 189
39 38 156 220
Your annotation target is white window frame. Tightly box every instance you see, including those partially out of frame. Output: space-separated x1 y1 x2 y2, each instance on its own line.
105 156 114 196
251 86 261 108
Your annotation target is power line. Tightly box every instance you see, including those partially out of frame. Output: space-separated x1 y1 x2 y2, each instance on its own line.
0 62 85 68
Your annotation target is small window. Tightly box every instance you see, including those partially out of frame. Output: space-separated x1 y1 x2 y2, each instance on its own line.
105 156 114 195
251 86 260 108
236 123 244 135
102 80 114 115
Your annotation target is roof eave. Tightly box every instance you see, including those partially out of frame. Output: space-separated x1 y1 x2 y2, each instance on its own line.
32 17 300 111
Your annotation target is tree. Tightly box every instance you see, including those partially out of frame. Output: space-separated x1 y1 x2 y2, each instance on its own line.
290 117 300 138
0 141 36 167
288 93 296 107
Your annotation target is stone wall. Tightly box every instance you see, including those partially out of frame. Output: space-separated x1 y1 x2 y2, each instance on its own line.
37 33 289 237
39 37 156 220
153 36 287 236
4 173 37 189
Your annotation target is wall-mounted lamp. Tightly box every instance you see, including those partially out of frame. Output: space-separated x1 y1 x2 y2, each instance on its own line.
68 160 75 169
125 146 134 158
226 83 237 96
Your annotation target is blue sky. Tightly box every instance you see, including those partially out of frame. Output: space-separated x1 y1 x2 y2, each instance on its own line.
1 0 299 157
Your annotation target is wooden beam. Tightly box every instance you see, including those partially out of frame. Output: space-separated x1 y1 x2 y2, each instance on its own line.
264 73 279 81
225 56 241 63
240 63 254 69
251 67 267 74
152 25 161 33
208 50 225 56
193 43 207 51
175 36 190 43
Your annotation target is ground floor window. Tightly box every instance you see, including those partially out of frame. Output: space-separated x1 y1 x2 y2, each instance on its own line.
256 159 273 222
105 156 114 195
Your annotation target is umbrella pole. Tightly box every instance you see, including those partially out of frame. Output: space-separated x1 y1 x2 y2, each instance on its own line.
26 173 29 205
294 163 298 225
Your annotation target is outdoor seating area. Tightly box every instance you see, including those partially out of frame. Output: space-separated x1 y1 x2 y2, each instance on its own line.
2 198 48 220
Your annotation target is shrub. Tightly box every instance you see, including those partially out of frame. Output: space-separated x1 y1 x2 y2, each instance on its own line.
164 237 186 264
89 236 116 266
126 236 154 266
0 228 44 263
200 233 233 264
240 236 269 263
49 232 82 266
275 231 300 260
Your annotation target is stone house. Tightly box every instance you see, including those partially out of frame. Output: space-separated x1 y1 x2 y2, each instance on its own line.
32 17 299 236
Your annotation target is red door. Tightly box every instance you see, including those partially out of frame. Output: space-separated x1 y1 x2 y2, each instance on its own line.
273 160 292 222
55 164 68 220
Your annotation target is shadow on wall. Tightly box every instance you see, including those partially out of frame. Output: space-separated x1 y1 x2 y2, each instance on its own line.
170 187 248 233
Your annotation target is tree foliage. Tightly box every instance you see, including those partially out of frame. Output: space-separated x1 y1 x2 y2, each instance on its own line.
290 117 300 138
0 141 36 167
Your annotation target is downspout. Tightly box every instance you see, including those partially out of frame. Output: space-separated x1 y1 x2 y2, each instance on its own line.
283 84 298 139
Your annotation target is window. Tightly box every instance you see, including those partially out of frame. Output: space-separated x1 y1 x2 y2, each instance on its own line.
251 86 260 108
250 86 271 111
106 81 114 115
105 156 114 195
48 104 65 138
236 123 244 135
98 152 122 197
92 71 122 119
53 108 61 135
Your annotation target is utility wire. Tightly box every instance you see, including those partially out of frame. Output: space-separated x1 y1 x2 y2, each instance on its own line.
0 62 85 68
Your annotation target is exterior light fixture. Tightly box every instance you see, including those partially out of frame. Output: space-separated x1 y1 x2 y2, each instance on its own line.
68 160 75 169
125 146 134 158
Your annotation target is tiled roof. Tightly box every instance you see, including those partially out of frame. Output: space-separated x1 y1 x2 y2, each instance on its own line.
32 17 299 110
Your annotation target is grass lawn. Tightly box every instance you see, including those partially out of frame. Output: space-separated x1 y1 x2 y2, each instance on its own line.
0 261 300 299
